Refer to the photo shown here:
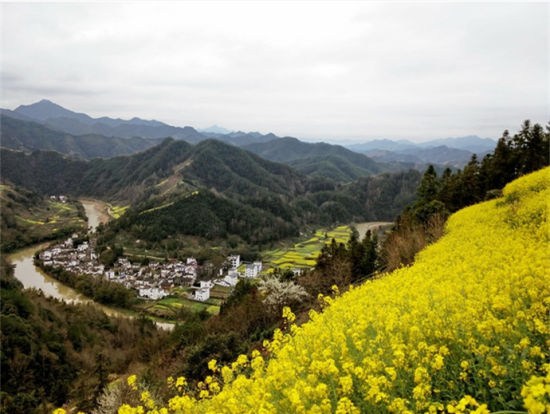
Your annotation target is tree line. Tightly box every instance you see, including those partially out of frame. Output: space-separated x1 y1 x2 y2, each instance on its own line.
381 120 549 270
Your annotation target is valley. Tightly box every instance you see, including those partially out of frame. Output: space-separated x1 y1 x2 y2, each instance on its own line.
4 185 388 326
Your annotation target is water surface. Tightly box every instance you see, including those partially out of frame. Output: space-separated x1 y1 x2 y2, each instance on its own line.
7 201 174 330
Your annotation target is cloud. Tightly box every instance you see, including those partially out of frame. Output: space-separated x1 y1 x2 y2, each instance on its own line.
1 2 547 141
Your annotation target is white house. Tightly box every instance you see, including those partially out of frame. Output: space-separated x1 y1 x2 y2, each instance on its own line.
228 254 240 269
253 261 262 273
216 269 239 287
184 265 197 278
195 286 210 302
244 261 262 278
138 287 168 300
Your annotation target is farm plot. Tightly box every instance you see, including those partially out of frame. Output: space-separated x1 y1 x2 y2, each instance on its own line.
264 225 352 271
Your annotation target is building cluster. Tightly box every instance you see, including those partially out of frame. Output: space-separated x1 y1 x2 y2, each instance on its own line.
214 254 262 288
38 239 262 302
40 236 104 275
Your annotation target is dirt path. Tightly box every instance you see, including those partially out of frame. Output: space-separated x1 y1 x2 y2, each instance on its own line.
353 221 393 239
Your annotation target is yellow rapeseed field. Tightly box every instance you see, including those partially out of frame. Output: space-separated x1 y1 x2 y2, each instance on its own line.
77 168 550 414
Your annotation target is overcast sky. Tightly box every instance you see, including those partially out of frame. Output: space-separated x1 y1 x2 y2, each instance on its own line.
1 2 548 142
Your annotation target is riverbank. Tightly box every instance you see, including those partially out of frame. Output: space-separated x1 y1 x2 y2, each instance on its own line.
7 225 175 330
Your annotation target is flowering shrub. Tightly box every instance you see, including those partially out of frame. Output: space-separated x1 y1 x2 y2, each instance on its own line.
110 168 549 413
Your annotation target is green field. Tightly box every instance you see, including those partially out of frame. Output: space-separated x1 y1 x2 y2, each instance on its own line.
263 225 352 272
142 285 232 318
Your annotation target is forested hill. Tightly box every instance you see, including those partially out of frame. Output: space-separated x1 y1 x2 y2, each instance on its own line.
0 138 421 245
0 138 310 201
242 137 403 181
0 114 158 159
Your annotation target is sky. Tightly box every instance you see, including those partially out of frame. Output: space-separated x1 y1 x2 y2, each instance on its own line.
1 2 548 142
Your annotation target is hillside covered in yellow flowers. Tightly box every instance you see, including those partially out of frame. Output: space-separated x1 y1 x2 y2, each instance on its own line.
115 167 550 413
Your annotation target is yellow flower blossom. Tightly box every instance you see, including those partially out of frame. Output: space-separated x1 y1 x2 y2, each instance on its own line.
127 374 137 390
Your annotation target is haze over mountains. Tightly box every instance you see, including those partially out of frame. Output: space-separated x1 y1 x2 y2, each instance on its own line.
346 136 496 168
1 100 496 173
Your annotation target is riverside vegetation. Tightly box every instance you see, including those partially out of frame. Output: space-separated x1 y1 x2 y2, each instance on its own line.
111 167 550 414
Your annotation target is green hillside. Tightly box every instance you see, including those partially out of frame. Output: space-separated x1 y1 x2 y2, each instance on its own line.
288 155 379 182
243 137 389 181
0 259 168 413
0 184 86 252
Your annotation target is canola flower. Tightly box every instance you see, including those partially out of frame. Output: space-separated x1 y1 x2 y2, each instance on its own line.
59 168 550 414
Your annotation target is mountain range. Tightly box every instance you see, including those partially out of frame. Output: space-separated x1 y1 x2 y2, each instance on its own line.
346 136 496 168
0 114 158 159
0 136 422 246
0 100 410 181
1 100 496 170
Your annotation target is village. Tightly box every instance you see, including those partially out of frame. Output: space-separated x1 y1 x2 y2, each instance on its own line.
38 234 263 302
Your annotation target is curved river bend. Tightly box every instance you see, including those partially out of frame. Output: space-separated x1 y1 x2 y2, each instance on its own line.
7 200 174 330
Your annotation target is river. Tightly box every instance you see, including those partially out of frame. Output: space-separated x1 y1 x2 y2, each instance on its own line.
80 199 109 232
7 201 174 330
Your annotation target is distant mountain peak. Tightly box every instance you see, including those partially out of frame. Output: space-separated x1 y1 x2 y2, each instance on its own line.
15 99 92 122
200 125 233 135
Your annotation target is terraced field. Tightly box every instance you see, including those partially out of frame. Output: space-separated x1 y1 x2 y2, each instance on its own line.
264 225 352 271
109 204 129 218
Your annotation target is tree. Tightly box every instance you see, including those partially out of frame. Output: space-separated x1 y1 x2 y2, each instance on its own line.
258 277 309 314
416 165 439 203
